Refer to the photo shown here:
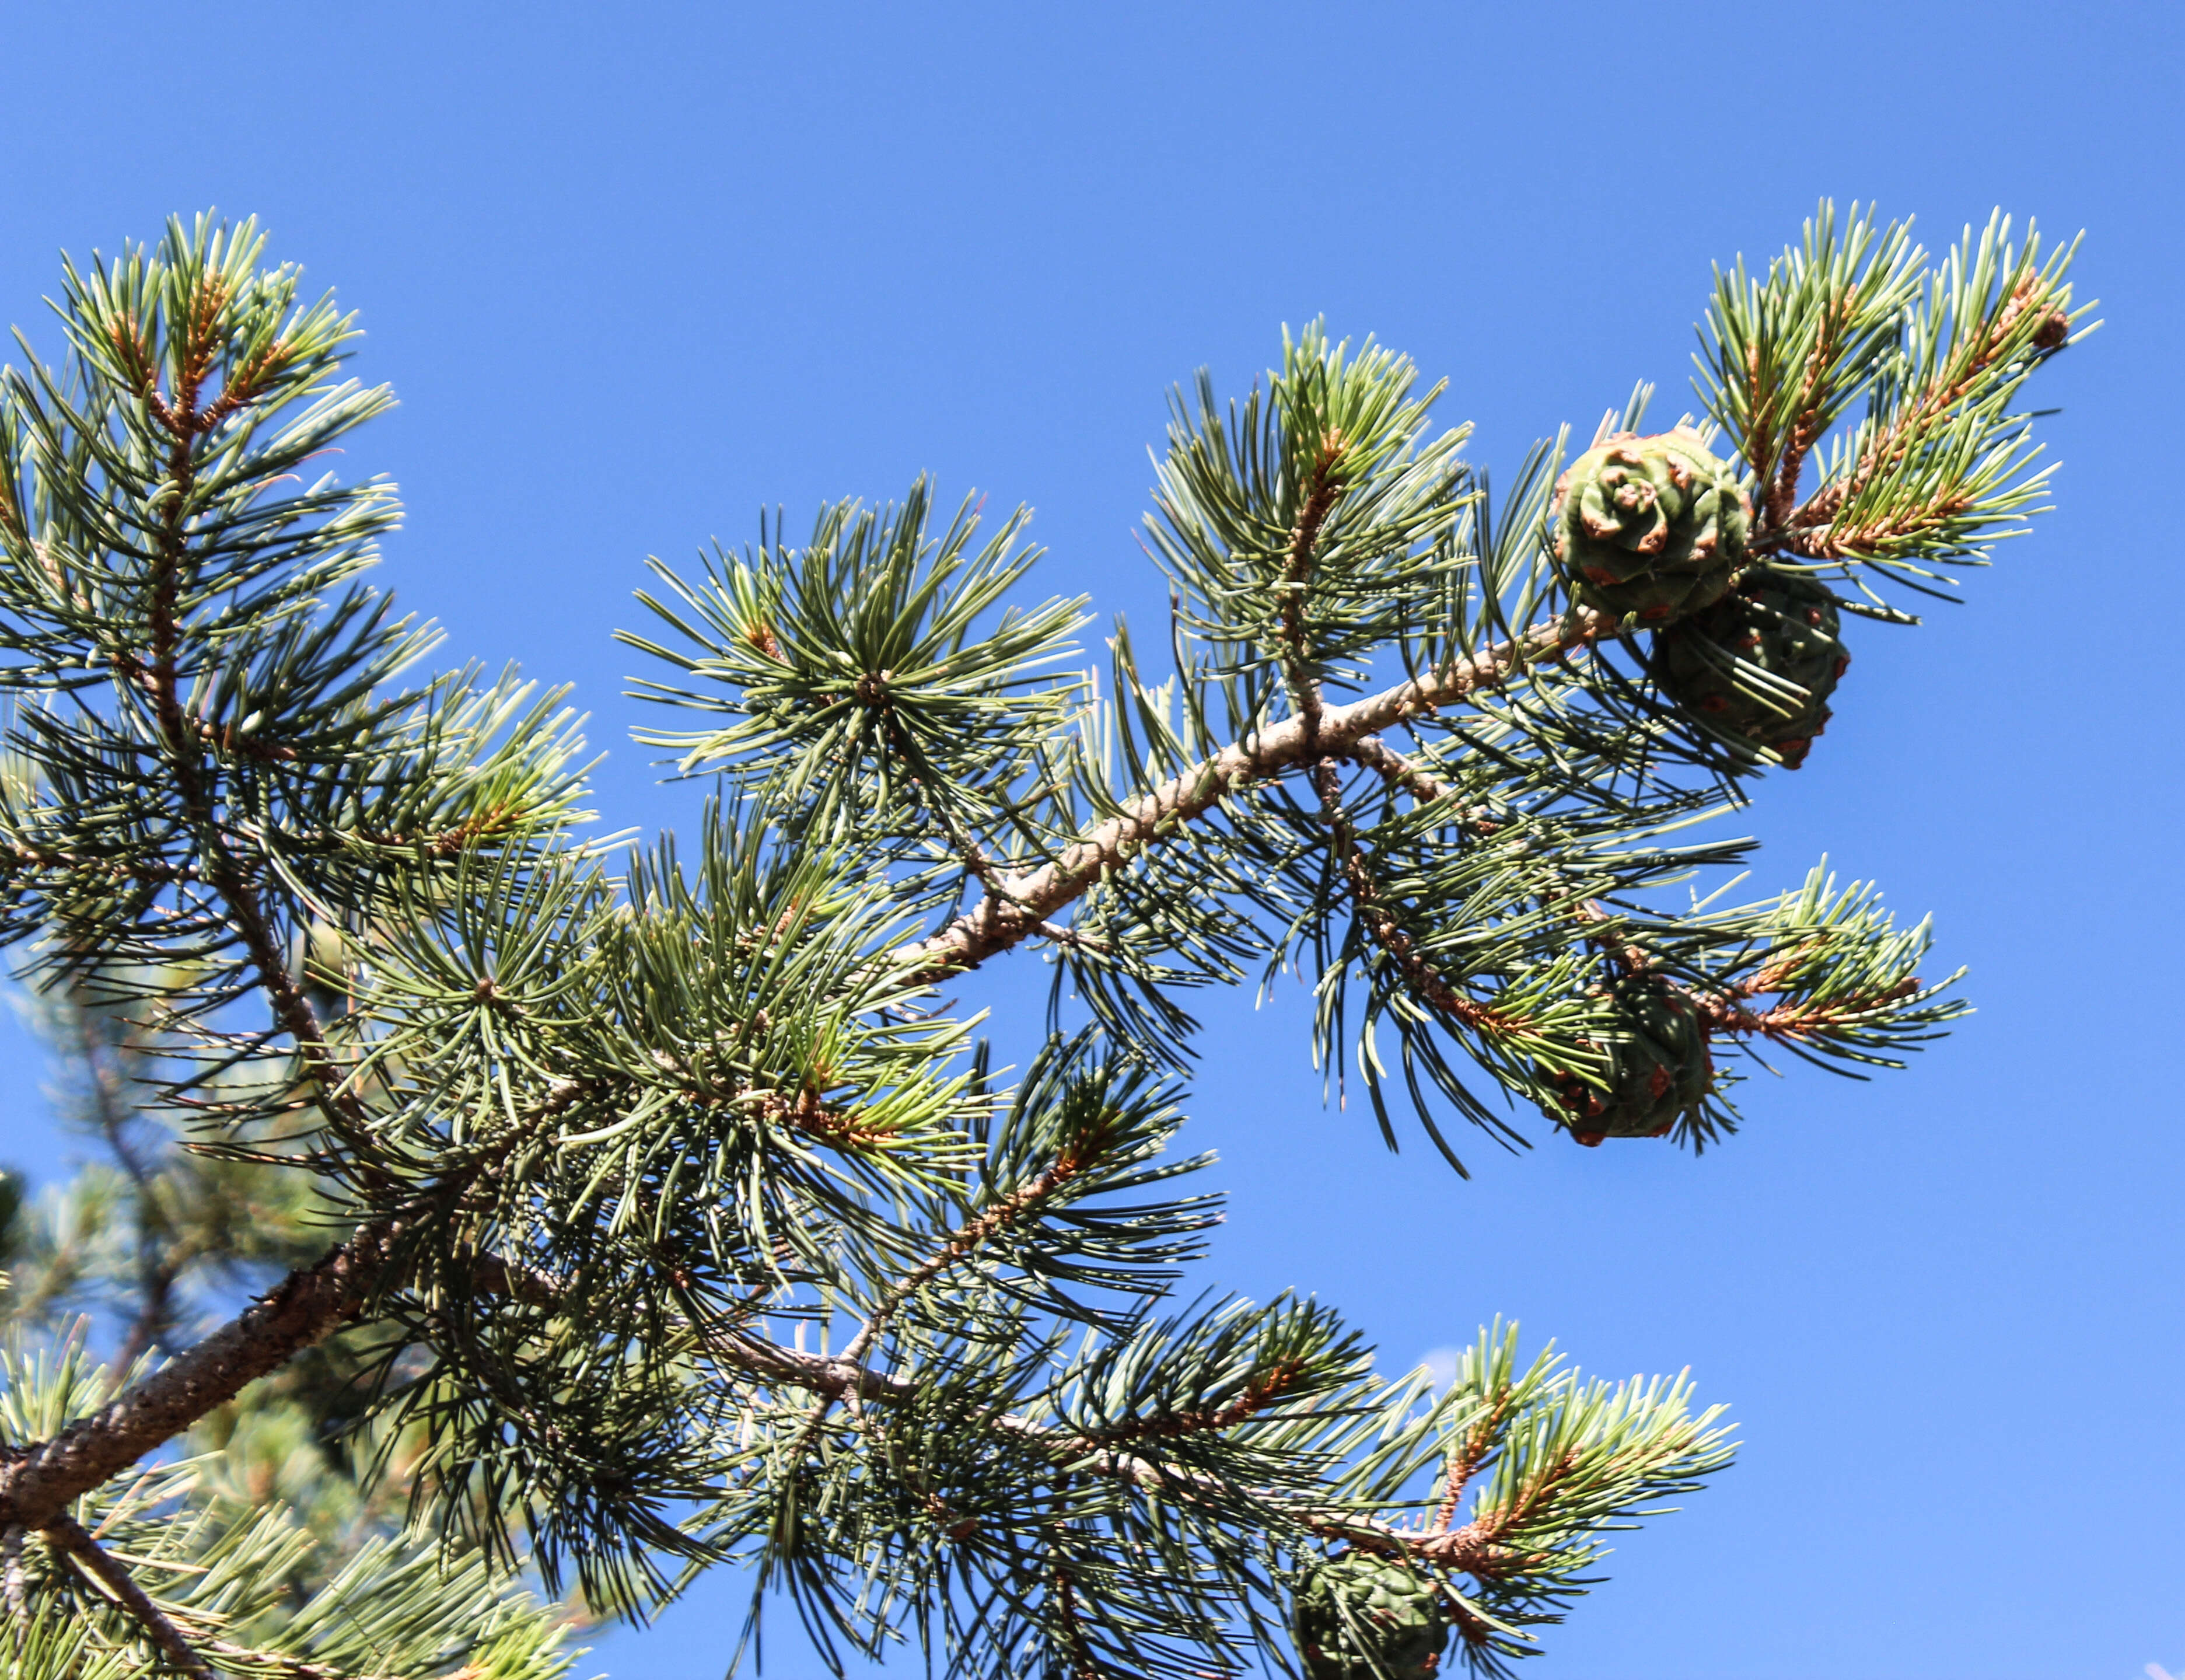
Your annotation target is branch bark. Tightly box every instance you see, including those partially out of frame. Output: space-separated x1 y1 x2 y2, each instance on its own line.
0 1223 395 1534
1347 732 1453 806
903 605 1617 982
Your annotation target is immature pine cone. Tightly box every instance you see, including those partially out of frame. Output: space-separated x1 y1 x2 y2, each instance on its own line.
1551 427 1749 622
1550 975 1714 1145
1294 1553 1451 1680
1651 565 1848 770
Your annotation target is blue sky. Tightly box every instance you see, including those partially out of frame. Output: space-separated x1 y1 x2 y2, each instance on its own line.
1 3 2179 1675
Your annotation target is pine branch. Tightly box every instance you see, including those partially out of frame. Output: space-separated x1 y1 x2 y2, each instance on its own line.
1049 1566 1100 1680
1076 1358 1306 1447
1697 976 1922 1043
193 1635 394 1680
1432 1390 1514 1534
45 1512 217 1679
906 604 1617 981
1347 733 1452 806
697 1325 1639 1586
7 1311 575 1678
1759 218 2082 576
132 354 361 1140
862 1134 1107 1341
0 1222 394 1533
1787 273 2057 543
0 844 208 886
1278 433 1352 750
761 1109 1137 1505
1760 292 1852 532
1572 899 1654 981
1314 762 1543 1043
107 1255 183 1392
1698 204 1926 553
0 1069 612 1539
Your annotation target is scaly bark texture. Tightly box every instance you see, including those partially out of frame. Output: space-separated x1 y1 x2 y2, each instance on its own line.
0 1224 394 1532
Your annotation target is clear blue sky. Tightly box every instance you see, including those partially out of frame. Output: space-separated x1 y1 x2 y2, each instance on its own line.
1 4 2179 1676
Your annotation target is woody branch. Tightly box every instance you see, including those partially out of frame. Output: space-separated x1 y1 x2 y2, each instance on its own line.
0 600 1620 1559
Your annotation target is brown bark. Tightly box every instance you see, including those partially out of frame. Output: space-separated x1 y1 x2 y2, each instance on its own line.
0 1223 394 1533
903 604 1617 983
44 1514 216 1678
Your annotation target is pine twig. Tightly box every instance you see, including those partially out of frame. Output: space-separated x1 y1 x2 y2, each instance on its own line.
137 349 362 1140
197 1633 397 1680
1757 295 1855 536
904 604 1618 983
1277 434 1351 752
1050 1566 1101 1680
1345 733 1452 806
1696 977 1920 1044
44 1512 216 1679
1778 275 2067 558
700 1322 1578 1580
1077 1359 1305 1447
0 1222 397 1534
1312 762 1541 1042
779 1115 1120 1457
1431 1390 1512 1533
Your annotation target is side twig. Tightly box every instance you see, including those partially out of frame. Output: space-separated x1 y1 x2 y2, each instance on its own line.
44 1513 216 1679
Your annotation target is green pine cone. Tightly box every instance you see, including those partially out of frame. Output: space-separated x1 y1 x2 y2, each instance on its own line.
1293 1553 1451 1680
1550 427 1748 622
1550 976 1714 1145
1651 565 1848 769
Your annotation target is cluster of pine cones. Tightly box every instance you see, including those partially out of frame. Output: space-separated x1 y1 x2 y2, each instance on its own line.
1551 426 1850 771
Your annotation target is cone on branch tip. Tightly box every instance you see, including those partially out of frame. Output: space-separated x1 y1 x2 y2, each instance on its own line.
1550 427 1749 622
1652 565 1848 770
1550 976 1715 1145
1294 1552 1453 1680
